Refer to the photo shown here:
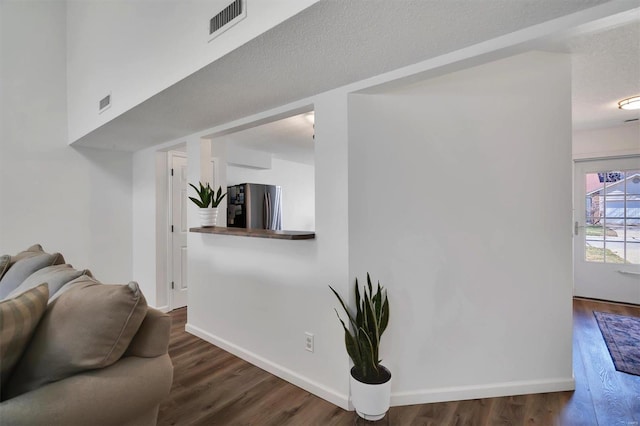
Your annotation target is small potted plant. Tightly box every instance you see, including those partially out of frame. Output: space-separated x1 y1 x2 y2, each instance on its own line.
330 273 391 421
189 182 226 227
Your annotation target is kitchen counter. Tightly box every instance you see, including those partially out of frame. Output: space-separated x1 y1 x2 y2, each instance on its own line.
189 227 315 240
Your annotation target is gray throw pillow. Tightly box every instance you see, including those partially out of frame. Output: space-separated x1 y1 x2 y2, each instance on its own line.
6 264 90 300
5 276 148 399
0 283 49 399
0 253 64 300
9 244 44 263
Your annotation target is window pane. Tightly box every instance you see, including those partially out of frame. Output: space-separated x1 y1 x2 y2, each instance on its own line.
627 170 640 195
627 194 640 219
603 171 625 195
585 223 607 238
585 241 605 262
604 239 625 263
627 241 640 265
627 224 640 265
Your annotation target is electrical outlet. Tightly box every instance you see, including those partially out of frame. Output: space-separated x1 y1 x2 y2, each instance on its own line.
305 332 314 353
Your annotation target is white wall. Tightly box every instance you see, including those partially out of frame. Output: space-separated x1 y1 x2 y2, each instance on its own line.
573 122 640 160
348 51 574 404
66 0 319 144
0 1 132 283
186 90 351 408
227 157 315 231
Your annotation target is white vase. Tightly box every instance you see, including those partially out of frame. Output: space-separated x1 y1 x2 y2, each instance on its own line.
198 208 218 227
350 366 392 421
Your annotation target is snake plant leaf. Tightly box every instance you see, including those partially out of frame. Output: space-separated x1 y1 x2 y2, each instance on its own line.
363 291 379 354
212 191 227 207
358 326 376 376
188 196 206 208
329 285 356 328
189 182 214 207
379 291 389 335
330 274 389 383
336 311 362 368
355 279 363 326
373 282 382 321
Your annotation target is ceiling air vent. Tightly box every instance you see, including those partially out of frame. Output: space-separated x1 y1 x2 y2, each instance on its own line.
98 94 111 114
209 0 246 42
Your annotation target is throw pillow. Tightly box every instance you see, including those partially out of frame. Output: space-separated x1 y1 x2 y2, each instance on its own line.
5 276 148 399
0 283 49 400
6 264 90 300
0 253 64 300
9 244 44 261
0 255 10 281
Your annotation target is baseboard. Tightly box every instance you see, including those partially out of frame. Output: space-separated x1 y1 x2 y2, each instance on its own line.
185 323 350 410
185 323 574 410
390 377 576 406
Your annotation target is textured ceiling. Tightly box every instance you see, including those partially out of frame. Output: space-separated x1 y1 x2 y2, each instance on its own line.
569 20 640 130
226 112 315 165
72 0 616 151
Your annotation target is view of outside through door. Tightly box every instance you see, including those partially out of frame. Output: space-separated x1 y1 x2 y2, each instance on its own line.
584 169 640 265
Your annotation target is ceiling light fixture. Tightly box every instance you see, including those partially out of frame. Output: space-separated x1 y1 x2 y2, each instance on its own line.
618 96 640 110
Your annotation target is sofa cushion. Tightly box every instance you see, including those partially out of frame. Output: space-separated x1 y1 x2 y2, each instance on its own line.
6 264 90 300
5 276 148 399
9 244 45 264
0 255 10 281
0 245 45 287
0 283 49 399
0 253 64 300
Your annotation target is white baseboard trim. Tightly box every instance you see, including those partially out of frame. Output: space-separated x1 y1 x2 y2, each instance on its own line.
390 377 575 406
185 323 350 410
152 305 170 313
185 323 574 410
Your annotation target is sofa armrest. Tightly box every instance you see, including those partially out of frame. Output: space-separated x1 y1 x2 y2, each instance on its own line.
126 307 171 358
0 354 173 426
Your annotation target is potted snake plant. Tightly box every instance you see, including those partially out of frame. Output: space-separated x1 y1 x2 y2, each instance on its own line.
330 273 391 421
189 182 226 227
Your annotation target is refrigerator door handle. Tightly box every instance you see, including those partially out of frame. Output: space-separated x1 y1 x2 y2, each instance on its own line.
266 192 272 229
263 192 272 230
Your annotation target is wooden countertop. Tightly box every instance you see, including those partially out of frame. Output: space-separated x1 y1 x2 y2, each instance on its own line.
189 227 315 240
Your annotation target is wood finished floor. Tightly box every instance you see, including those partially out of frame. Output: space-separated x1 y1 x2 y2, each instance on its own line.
157 299 640 426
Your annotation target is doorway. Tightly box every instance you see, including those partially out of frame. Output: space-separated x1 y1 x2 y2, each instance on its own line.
573 156 640 304
169 151 188 310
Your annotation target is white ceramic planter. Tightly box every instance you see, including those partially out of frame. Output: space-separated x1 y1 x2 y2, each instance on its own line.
198 208 219 227
350 366 392 421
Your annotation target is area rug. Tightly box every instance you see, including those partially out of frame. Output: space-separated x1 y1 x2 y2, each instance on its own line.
593 311 640 376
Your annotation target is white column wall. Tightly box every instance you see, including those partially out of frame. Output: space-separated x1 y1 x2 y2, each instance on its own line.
0 1 132 283
348 52 574 404
186 91 351 408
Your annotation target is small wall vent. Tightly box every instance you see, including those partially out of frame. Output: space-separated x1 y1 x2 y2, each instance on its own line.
209 0 246 42
98 94 111 113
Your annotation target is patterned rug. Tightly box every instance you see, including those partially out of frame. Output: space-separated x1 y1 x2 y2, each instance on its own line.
593 311 640 376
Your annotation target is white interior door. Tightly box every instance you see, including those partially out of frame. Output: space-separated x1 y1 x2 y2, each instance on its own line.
574 157 640 304
171 153 188 310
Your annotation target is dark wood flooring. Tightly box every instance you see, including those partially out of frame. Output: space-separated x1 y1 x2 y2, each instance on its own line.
157 298 640 425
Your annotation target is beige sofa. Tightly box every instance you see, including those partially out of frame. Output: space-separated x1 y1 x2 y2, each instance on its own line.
0 245 173 426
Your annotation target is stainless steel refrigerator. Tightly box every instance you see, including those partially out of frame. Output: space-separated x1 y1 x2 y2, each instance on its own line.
227 183 283 230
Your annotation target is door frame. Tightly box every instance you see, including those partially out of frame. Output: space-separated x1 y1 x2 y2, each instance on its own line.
573 155 640 304
167 150 187 311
